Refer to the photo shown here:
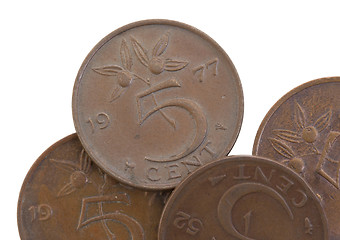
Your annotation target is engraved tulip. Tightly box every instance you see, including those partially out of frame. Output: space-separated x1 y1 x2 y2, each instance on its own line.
272 102 331 145
268 138 305 174
92 39 149 102
50 149 92 197
131 32 188 75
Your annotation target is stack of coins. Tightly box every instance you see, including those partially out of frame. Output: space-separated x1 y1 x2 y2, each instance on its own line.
17 20 338 240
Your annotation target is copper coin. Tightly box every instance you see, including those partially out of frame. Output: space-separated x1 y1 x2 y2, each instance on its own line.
253 77 340 239
72 19 243 190
17 134 170 240
159 155 328 240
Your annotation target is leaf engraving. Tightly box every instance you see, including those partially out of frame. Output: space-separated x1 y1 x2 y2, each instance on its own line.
152 32 169 57
294 102 306 130
314 109 331 132
131 37 149 67
50 159 78 172
57 182 76 197
272 129 302 143
164 59 188 71
120 39 132 70
268 138 294 159
93 65 123 76
80 149 91 173
110 86 125 102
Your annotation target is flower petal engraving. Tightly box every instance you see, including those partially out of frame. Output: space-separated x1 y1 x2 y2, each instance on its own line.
294 102 306 130
57 182 77 197
92 65 123 76
314 109 331 133
50 159 78 172
152 32 169 57
272 129 302 143
80 149 91 173
268 138 295 159
131 37 149 67
164 59 188 71
120 39 132 71
109 86 125 102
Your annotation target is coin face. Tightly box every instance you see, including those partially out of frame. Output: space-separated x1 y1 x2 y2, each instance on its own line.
159 156 328 240
17 134 170 240
253 77 340 240
72 19 243 190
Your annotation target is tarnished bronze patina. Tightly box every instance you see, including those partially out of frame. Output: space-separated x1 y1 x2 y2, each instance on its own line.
159 155 328 240
72 19 243 190
253 77 340 240
17 134 169 240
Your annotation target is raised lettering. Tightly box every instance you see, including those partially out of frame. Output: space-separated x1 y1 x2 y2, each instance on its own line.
181 155 202 173
173 211 203 235
254 167 275 183
276 175 294 195
291 189 308 208
234 164 251 180
200 141 216 158
146 167 161 181
87 112 111 133
192 58 219 83
166 164 182 180
28 204 53 222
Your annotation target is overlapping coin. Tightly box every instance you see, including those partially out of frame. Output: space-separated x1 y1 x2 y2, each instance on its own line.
18 134 170 240
72 19 243 190
253 77 340 239
18 18 338 240
159 155 328 240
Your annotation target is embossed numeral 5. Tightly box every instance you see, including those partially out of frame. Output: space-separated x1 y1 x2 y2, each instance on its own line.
173 211 203 235
78 194 144 240
137 79 207 162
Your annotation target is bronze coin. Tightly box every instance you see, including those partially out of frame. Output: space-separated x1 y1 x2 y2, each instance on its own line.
17 134 170 240
253 77 340 240
159 155 328 240
72 19 243 190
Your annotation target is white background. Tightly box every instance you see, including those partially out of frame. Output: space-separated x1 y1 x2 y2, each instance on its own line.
2 1 340 238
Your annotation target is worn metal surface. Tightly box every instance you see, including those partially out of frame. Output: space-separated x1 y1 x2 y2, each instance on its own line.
253 77 340 240
72 19 243 190
159 155 328 240
17 134 169 240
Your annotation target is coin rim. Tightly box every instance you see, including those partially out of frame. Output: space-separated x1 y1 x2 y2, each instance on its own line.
72 19 244 190
17 133 78 240
158 155 329 240
253 76 340 155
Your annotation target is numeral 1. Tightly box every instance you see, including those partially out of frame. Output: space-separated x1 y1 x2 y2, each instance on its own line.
28 204 53 222
86 112 111 133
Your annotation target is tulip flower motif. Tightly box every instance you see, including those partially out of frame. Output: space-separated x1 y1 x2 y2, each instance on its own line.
268 102 332 174
50 149 92 197
92 33 188 104
131 32 188 75
268 138 305 173
272 102 331 144
92 39 149 102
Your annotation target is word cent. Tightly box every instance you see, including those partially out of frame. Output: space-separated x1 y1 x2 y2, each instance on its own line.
159 156 328 240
